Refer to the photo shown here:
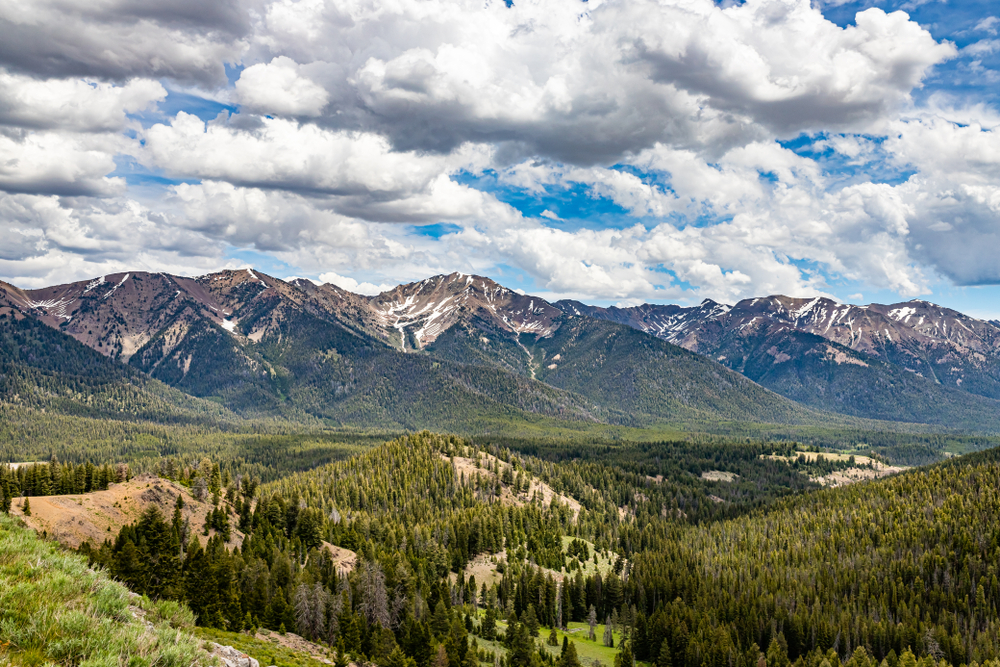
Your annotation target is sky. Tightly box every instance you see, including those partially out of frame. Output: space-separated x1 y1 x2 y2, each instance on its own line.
1 0 999 316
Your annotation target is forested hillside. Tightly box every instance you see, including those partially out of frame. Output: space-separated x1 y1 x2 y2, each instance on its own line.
7 432 1000 667
0 311 234 424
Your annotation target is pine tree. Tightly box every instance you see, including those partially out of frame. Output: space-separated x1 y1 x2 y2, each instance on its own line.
559 641 582 667
22 497 31 516
657 640 671 667
523 604 540 637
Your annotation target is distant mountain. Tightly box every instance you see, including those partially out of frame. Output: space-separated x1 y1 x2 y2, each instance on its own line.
374 274 819 425
0 270 838 430
559 295 1000 428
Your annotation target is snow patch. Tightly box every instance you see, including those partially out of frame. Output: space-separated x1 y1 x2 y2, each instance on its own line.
84 276 106 293
103 273 130 299
888 306 917 321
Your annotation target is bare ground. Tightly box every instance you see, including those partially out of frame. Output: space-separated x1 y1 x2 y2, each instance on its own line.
254 629 336 664
320 541 358 574
445 452 583 519
9 473 244 550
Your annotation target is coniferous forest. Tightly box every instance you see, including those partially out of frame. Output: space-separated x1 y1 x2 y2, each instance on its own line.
7 430 1000 667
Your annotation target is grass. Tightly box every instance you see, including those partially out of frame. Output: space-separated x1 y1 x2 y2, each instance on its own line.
192 627 333 667
553 622 625 666
482 616 624 667
0 513 207 667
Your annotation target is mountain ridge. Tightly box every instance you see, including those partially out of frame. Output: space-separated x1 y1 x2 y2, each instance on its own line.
0 270 843 431
5 270 1000 432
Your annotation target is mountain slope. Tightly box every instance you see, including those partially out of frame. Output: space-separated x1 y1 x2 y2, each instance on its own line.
561 296 1000 430
10 269 989 432
0 309 235 424
0 271 609 429
374 275 853 426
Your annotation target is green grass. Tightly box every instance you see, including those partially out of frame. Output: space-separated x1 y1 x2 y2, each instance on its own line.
193 627 333 667
0 513 207 667
483 617 623 667
542 624 624 666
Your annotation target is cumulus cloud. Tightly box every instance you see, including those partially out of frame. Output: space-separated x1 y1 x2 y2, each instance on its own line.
0 0 247 86
240 0 951 162
140 112 522 224
236 57 329 116
0 131 127 196
0 0 994 308
0 191 231 287
317 270 395 296
0 70 165 132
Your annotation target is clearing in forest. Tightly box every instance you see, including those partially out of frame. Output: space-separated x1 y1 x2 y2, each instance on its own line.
9 473 244 550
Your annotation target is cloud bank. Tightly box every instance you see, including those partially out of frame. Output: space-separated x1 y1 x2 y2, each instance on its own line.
0 0 996 307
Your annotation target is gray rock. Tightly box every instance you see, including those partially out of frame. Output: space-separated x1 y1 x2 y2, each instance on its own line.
210 643 260 667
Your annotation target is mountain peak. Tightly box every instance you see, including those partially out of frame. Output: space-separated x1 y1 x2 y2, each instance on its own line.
371 272 559 349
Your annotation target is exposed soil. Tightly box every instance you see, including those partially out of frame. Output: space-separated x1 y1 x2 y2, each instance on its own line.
320 541 358 574
254 629 336 664
9 473 244 550
446 453 582 519
701 470 739 482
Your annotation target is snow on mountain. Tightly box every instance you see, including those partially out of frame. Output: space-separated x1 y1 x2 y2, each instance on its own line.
370 272 562 350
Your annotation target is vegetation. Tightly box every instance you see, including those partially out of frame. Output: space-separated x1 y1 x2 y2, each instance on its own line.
1 431 984 667
0 512 206 667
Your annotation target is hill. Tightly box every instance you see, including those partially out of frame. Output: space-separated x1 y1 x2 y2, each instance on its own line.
618 445 1000 667
9 471 244 550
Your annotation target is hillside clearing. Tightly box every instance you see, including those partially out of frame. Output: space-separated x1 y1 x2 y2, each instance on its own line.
9 473 244 550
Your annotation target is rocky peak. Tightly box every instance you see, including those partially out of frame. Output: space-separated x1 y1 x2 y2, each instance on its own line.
370 273 562 349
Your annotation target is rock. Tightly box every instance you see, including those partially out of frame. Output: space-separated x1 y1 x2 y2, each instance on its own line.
210 643 260 667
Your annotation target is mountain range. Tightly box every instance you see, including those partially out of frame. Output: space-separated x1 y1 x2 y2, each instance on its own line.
3 269 1000 433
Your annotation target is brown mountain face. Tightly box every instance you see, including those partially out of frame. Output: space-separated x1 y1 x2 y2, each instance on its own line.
9 267 1000 430
368 272 562 350
560 295 1000 402
0 268 827 428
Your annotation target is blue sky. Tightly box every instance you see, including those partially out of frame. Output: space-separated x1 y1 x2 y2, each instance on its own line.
1 0 999 316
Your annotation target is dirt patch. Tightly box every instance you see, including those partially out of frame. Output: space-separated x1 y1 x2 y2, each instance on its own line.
445 453 582 519
255 629 335 664
763 452 907 488
463 550 506 588
701 470 738 483
812 465 907 487
9 473 244 550
321 542 358 574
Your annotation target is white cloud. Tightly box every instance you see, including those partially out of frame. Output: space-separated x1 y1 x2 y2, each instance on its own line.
236 57 329 117
0 131 127 196
0 0 991 309
246 0 951 161
0 0 247 86
0 71 166 132
317 270 395 296
0 191 231 287
140 112 524 225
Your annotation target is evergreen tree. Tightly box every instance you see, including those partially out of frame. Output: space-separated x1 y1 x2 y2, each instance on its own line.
559 641 582 667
